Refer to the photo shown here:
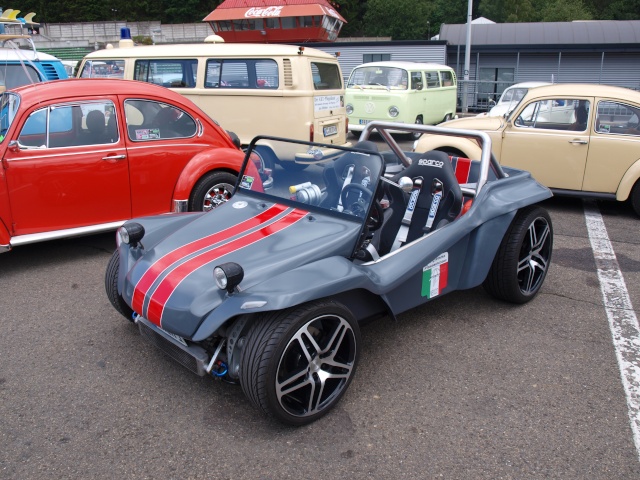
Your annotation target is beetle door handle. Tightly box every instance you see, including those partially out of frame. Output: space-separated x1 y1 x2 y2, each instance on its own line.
102 154 126 162
568 139 588 145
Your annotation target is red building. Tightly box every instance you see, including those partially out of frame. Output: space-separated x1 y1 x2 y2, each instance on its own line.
203 0 346 43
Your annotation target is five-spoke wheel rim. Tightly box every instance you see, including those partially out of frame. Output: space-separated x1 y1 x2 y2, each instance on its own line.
203 182 234 211
276 314 357 418
517 216 552 295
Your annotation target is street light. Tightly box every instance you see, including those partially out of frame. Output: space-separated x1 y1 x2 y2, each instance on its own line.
427 21 431 40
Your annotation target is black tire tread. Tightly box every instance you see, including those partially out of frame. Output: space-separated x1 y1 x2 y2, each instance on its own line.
105 250 135 321
631 181 640 217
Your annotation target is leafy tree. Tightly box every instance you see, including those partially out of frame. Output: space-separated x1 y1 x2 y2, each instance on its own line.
363 0 433 39
540 0 593 22
334 0 368 37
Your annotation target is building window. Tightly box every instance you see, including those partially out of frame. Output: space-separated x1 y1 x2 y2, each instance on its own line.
363 54 391 63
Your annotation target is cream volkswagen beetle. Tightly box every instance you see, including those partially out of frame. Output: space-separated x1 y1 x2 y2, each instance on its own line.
414 84 640 216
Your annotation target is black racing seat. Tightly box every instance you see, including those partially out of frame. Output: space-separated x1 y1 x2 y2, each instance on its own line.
381 150 463 249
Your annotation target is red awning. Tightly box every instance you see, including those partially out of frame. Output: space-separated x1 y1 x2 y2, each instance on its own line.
204 4 346 23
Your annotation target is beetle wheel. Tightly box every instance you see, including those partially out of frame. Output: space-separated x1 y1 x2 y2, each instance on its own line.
105 249 135 321
483 206 553 303
240 300 360 426
189 171 237 212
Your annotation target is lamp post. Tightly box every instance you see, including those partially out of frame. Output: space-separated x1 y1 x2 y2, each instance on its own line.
462 0 473 113
427 21 431 40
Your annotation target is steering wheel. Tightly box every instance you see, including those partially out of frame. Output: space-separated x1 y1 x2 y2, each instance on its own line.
341 183 372 215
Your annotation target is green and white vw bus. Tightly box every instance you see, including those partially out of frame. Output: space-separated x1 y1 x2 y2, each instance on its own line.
346 61 457 139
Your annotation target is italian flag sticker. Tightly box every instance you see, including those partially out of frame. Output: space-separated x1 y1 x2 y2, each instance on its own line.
422 252 449 298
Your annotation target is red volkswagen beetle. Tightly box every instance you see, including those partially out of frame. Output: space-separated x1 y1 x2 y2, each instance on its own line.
0 79 270 252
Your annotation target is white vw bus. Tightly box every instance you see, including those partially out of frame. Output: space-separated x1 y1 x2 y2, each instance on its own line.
78 40 349 169
345 61 457 139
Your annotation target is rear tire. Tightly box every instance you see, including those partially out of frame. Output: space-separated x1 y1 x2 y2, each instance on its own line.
483 206 553 304
105 250 135 321
240 300 360 426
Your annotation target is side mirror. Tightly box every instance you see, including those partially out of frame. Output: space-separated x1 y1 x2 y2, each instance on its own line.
8 140 20 153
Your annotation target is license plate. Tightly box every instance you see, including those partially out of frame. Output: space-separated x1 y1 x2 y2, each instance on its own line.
160 327 188 346
359 119 371 125
323 125 338 137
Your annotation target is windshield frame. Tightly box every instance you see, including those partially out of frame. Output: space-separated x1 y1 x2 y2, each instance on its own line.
237 135 384 229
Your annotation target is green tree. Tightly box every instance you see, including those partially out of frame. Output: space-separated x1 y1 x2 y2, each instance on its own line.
363 0 433 39
334 0 368 37
540 0 593 22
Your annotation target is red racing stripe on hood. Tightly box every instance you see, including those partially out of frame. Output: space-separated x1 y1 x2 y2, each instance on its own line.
131 203 287 315
146 208 307 326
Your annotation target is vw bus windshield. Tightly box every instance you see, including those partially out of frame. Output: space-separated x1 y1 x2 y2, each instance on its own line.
347 67 408 90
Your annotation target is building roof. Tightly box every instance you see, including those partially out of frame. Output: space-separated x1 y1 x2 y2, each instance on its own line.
440 20 640 46
204 0 345 22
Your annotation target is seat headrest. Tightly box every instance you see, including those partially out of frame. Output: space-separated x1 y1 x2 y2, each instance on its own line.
86 110 105 133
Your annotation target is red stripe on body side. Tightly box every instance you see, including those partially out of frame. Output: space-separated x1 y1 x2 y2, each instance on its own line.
131 204 287 314
147 209 307 326
453 157 472 184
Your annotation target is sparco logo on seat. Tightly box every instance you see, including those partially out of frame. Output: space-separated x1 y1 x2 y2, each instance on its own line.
418 159 444 168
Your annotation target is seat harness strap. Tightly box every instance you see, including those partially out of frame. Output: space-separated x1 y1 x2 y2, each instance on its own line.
424 178 443 234
391 177 423 251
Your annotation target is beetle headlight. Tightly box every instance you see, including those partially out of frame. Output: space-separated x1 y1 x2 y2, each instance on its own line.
346 104 354 115
388 106 399 118
214 262 244 293
118 222 145 247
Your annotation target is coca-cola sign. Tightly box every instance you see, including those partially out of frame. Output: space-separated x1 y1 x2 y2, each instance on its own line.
245 6 284 18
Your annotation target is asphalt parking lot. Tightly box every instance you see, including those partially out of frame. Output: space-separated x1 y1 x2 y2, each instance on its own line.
1 140 640 478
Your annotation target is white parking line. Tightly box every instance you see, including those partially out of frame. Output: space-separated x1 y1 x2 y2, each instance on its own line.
584 201 640 461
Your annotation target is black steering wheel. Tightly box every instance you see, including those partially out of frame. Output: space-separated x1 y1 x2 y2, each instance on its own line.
340 183 383 230
341 183 371 215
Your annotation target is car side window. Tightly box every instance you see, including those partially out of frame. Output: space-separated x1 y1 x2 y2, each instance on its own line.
134 59 197 88
17 101 118 148
410 72 423 90
124 99 197 141
440 71 455 87
425 71 440 89
595 101 640 136
514 99 590 132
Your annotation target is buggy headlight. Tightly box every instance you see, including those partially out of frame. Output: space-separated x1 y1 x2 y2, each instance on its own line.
119 222 145 247
389 106 399 118
346 103 353 115
214 262 244 293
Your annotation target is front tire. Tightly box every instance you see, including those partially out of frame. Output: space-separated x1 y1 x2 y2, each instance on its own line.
410 115 424 140
483 206 553 303
630 180 640 217
188 171 237 212
240 300 361 426
105 250 135 321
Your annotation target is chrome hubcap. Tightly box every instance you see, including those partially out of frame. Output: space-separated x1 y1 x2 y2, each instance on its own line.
203 183 233 211
276 315 356 418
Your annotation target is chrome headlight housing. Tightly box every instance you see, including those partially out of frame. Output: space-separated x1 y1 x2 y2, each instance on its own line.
388 106 399 118
346 103 354 115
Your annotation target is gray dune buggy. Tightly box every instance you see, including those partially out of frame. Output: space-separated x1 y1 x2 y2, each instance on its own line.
105 121 553 426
